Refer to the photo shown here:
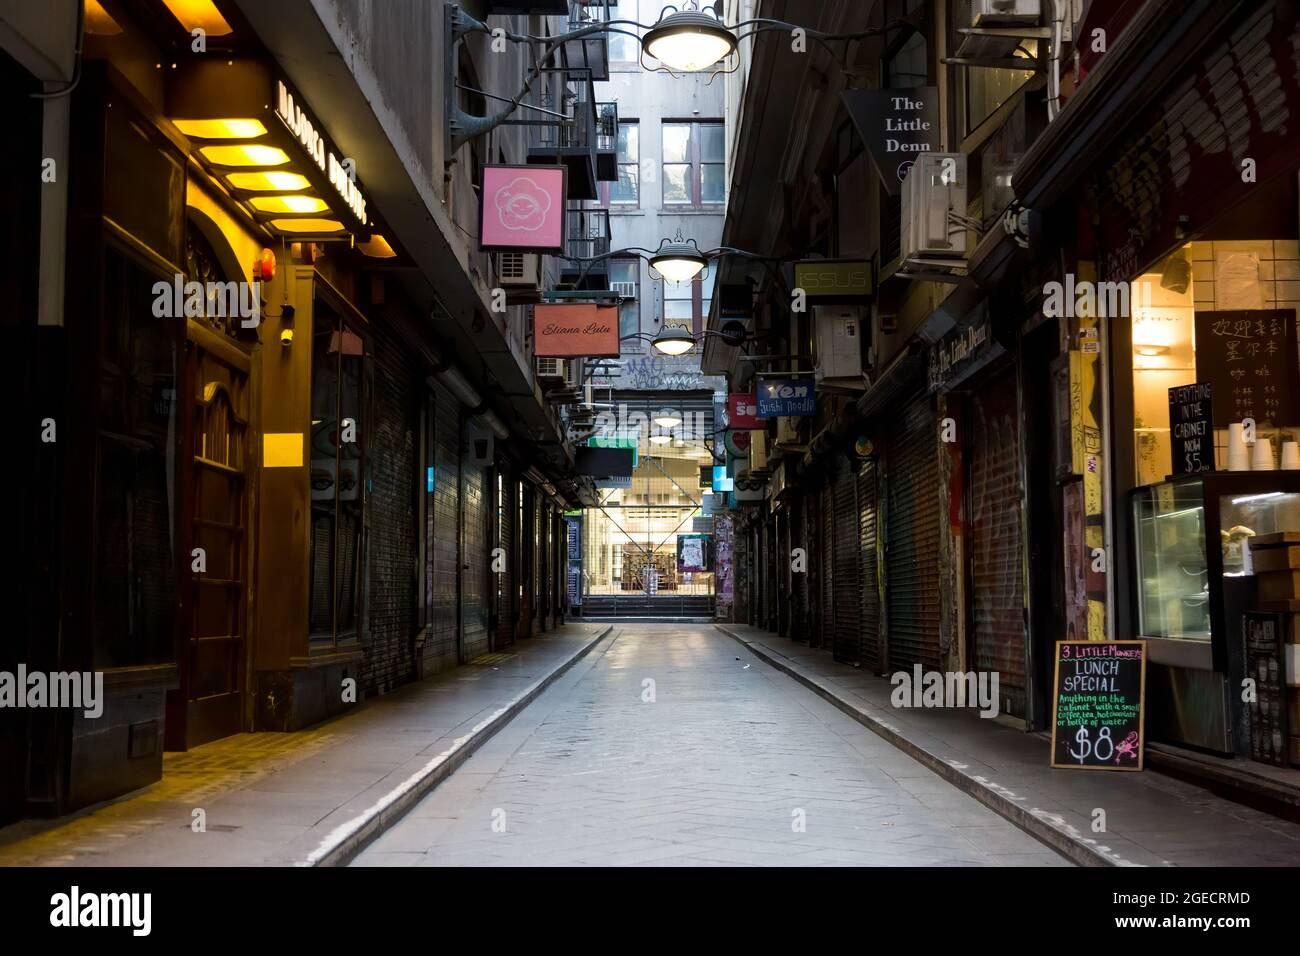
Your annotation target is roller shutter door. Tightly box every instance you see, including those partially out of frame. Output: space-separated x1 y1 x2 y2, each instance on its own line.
969 369 1026 716
820 481 835 650
885 392 941 671
832 453 862 665
495 469 516 649
858 456 882 673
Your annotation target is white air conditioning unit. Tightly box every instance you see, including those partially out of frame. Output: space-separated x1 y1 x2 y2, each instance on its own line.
814 305 865 381
971 0 1041 26
610 281 637 299
536 357 572 383
496 252 541 288
901 152 968 260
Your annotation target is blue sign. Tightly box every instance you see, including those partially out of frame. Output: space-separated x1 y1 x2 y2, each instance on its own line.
757 376 816 417
712 465 734 493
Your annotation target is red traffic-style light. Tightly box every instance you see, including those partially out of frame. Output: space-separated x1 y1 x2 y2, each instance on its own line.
258 247 276 281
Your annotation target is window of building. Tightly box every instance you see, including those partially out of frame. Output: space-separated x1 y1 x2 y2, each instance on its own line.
662 121 725 206
610 258 641 344
608 0 640 64
309 299 367 642
662 268 717 336
602 121 639 206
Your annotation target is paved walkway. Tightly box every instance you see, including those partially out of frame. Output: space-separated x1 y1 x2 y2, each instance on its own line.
719 624 1300 867
354 624 1065 866
0 624 609 867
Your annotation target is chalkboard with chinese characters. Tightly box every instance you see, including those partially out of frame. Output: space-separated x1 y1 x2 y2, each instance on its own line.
1193 309 1299 428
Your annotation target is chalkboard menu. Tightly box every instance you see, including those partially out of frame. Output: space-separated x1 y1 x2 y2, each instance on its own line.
1244 612 1288 766
1193 309 1300 427
1167 382 1213 476
1050 640 1147 771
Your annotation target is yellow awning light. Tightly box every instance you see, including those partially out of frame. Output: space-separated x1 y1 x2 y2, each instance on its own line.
84 0 123 35
249 194 330 214
269 218 346 234
225 170 311 191
199 144 290 167
174 118 268 139
357 235 397 258
161 0 233 36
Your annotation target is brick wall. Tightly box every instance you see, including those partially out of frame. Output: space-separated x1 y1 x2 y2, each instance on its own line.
364 325 418 694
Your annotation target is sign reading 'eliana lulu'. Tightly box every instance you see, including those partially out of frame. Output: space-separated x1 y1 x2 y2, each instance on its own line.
842 87 939 196
533 303 620 358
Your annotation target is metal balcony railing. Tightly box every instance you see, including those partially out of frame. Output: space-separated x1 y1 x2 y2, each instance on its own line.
524 67 599 199
595 101 619 182
566 0 612 81
566 206 610 262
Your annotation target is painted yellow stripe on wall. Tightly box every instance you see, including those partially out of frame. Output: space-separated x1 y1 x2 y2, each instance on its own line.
263 433 303 468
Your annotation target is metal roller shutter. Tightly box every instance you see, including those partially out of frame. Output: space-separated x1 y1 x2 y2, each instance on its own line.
969 369 1026 716
858 456 882 673
820 480 835 650
886 392 941 671
790 498 806 636
495 469 516 649
832 453 861 665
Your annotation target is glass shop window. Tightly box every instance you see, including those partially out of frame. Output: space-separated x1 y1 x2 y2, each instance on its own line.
309 300 367 642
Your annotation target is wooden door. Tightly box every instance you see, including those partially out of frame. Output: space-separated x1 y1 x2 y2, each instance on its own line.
167 323 250 750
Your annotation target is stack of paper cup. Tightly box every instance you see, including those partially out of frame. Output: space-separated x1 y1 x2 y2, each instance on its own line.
1252 437 1275 471
1227 423 1251 471
1282 440 1300 470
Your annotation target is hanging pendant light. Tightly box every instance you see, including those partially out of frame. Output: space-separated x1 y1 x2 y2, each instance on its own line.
648 231 709 282
650 325 697 356
643 6 738 73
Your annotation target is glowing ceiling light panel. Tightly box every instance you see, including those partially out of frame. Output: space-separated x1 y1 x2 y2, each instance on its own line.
225 171 311 191
200 144 291 167
269 218 346 234
174 118 268 139
248 195 330 214
161 0 233 36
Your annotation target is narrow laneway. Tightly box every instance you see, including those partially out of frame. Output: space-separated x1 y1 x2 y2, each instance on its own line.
353 625 1066 867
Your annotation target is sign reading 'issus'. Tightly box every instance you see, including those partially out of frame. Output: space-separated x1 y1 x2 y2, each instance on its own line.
479 164 567 253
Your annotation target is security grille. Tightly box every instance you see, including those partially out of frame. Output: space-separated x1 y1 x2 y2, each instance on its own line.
831 452 861 665
885 391 941 671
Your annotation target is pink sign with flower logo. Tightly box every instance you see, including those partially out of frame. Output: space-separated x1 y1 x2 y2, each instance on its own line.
479 164 567 252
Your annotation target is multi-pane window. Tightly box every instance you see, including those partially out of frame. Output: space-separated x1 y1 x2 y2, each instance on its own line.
604 121 639 205
662 121 725 206
662 269 717 336
610 259 641 343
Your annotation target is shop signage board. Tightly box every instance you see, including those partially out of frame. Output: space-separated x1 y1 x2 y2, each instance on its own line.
719 282 754 320
479 164 567 252
1244 612 1289 766
533 303 620 357
841 87 939 196
927 303 1004 393
575 446 634 478
757 376 816 417
723 429 751 459
1193 310 1299 427
1050 640 1147 771
727 393 760 428
792 260 875 303
1167 382 1213 476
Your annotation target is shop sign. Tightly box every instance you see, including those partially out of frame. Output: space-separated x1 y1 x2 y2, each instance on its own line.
1050 640 1147 772
723 429 751 459
757 376 816 418
841 87 938 196
733 476 767 503
576 446 634 478
534 303 620 357
928 303 1004 393
792 259 875 303
274 80 368 224
1167 382 1213 476
479 164 567 252
1193 310 1299 427
719 282 753 320
727 392 760 428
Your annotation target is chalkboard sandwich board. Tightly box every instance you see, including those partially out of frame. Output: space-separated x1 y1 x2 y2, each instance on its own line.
1050 640 1147 771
